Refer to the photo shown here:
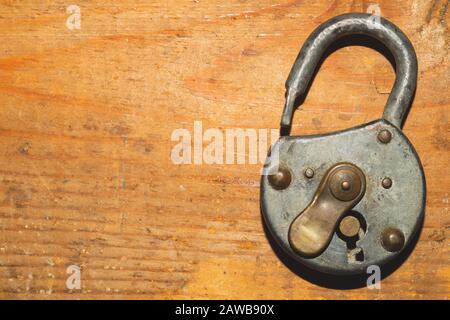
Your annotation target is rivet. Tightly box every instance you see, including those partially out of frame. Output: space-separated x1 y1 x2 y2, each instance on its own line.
382 177 392 189
268 166 291 190
329 168 362 201
381 228 405 252
341 180 351 191
377 129 392 144
304 168 314 179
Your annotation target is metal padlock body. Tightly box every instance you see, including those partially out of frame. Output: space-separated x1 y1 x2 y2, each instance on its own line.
260 13 425 275
261 120 425 275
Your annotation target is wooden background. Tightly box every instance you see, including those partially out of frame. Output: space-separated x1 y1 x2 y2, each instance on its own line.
0 0 448 299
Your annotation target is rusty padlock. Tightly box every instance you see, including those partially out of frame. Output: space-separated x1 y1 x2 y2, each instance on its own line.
260 13 425 276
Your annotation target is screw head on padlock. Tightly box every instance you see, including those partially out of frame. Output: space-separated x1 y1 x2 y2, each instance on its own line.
260 13 425 277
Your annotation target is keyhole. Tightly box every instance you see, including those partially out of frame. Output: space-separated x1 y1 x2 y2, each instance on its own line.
337 211 367 263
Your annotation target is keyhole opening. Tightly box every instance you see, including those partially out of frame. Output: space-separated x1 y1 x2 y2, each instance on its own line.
337 211 367 263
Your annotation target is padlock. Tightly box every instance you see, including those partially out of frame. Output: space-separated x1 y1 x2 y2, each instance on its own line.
260 13 425 276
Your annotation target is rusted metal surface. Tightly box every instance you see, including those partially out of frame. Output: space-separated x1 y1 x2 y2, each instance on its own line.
261 120 425 275
260 13 424 278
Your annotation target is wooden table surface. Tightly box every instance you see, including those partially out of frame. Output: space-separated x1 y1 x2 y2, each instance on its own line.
0 0 448 299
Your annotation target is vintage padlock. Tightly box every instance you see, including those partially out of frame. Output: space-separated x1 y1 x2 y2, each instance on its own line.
261 13 425 276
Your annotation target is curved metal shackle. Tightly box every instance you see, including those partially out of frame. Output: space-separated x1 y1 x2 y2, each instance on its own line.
281 13 417 132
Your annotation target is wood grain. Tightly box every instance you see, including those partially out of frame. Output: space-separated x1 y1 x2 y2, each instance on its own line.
0 0 448 299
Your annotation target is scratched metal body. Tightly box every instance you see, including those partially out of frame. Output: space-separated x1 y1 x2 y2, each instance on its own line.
260 13 425 275
261 120 425 274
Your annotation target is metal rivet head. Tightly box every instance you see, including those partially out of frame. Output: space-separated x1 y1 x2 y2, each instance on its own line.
329 168 362 201
382 177 393 189
268 166 291 190
381 228 405 252
339 215 361 238
304 168 314 179
341 180 351 191
377 129 392 144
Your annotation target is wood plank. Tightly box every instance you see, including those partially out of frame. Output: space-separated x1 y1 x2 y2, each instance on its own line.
0 0 448 299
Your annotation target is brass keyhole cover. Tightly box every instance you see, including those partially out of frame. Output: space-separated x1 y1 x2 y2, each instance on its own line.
288 163 366 258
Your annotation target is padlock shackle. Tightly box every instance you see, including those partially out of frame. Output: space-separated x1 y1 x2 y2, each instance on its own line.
281 13 417 133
